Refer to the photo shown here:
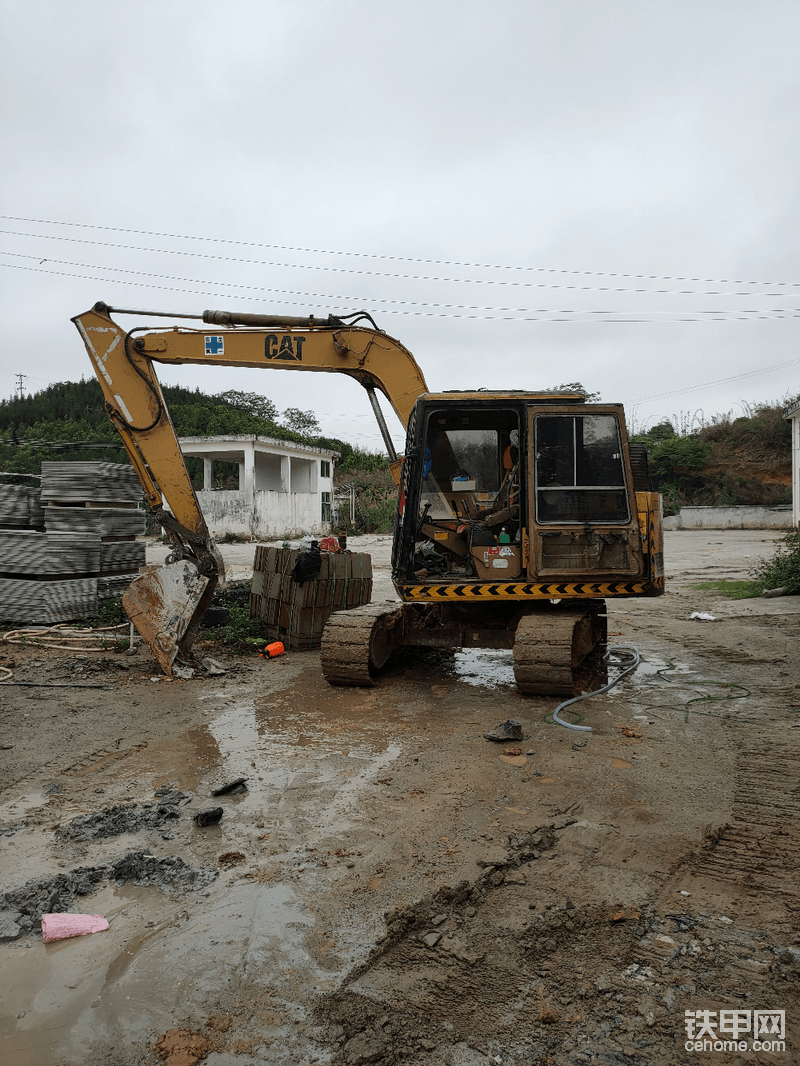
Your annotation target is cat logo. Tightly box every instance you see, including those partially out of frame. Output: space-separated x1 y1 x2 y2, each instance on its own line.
265 334 305 361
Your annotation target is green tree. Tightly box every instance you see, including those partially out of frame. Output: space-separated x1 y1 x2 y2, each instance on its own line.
215 390 279 422
547 382 602 402
282 407 321 435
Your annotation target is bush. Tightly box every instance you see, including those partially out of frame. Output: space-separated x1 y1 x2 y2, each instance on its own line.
752 532 800 594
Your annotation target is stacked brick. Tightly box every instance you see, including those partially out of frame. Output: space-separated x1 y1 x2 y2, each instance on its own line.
249 546 373 648
0 462 146 624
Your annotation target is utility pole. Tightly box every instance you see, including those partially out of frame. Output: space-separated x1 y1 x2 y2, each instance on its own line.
15 373 27 399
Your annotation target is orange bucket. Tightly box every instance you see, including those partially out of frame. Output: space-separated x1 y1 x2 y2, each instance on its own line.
259 641 285 659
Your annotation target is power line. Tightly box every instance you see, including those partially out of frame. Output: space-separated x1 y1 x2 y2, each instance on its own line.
628 357 800 406
1 228 796 297
4 260 800 324
2 213 798 289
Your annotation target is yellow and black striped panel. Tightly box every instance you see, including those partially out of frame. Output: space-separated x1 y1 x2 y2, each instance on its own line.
400 580 660 601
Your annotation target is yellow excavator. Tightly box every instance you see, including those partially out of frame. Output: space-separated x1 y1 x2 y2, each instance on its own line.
73 301 663 693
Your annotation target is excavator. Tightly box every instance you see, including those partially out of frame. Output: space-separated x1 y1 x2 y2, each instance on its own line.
72 301 663 694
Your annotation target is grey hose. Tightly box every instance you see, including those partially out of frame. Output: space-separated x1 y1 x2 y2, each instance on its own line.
551 644 641 732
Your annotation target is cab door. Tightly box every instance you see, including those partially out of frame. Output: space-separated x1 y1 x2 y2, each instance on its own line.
526 406 645 581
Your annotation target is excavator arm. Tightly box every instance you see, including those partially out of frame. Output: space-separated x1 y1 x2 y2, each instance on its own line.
72 301 428 674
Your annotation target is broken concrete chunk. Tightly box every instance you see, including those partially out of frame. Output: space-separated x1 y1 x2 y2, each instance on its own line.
193 808 223 828
504 871 527 885
420 931 441 948
211 778 248 797
199 657 227 676
483 719 525 742
342 1031 385 1064
0 910 23 941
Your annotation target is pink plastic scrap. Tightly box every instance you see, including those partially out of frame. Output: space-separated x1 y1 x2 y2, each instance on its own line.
41 913 110 942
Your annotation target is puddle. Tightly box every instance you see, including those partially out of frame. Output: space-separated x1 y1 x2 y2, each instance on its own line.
451 649 515 689
0 878 315 1066
316 743 402 835
0 791 48 825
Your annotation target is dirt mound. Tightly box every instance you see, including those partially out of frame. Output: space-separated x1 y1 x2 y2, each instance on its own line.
0 851 216 936
315 823 800 1065
55 788 188 842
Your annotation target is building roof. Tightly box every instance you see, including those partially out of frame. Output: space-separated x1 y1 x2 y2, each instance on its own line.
178 434 340 459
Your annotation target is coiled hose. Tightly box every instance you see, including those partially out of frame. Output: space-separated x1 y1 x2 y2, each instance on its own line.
551 644 641 732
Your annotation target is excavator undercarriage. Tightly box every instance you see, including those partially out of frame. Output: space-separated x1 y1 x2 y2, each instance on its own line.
319 598 608 695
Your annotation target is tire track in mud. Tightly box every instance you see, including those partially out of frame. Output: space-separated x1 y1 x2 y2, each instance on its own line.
690 736 800 904
313 819 800 1066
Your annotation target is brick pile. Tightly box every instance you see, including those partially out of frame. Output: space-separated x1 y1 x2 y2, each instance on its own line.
249 545 373 648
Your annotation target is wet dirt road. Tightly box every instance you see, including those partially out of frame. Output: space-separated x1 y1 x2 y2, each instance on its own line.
1 531 799 1066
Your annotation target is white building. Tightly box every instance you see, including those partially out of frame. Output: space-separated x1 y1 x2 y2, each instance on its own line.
179 435 339 540
786 398 800 527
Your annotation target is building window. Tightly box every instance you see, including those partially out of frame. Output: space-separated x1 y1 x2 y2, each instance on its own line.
321 460 331 478
321 491 332 523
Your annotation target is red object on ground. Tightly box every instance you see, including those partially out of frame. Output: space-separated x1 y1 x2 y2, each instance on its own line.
41 913 109 942
318 536 340 553
259 641 285 659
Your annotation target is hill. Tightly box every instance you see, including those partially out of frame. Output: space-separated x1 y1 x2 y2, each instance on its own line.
633 398 795 515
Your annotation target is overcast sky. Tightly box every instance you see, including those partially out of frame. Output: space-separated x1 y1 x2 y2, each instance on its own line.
1 0 799 452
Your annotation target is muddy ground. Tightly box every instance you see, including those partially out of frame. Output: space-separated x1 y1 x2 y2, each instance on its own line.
1 530 799 1066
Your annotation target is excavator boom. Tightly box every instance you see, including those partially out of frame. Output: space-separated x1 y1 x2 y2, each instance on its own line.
72 302 428 673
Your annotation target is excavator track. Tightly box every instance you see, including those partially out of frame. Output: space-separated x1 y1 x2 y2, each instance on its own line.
513 603 607 697
320 602 412 687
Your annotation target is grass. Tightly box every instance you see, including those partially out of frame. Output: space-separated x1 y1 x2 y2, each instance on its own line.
687 579 763 599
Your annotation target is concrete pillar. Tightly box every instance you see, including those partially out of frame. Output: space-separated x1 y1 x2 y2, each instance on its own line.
203 458 213 491
243 443 255 500
280 454 290 493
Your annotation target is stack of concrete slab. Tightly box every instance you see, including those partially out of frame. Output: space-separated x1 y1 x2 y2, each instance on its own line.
40 461 146 608
0 462 147 623
0 484 44 530
40 461 143 503
0 531 101 622
249 546 372 648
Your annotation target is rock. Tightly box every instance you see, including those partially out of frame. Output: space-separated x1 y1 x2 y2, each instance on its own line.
538 1008 559 1024
608 905 641 923
211 778 247 796
421 932 442 948
342 1031 385 1064
0 910 23 941
193 808 223 828
431 913 447 925
504 871 527 885
171 663 195 680
199 657 227 676
484 719 525 742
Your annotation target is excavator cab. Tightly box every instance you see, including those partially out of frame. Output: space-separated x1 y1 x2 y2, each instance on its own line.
385 392 663 695
394 392 657 586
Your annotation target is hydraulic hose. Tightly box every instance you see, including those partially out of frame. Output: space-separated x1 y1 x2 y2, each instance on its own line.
551 644 641 732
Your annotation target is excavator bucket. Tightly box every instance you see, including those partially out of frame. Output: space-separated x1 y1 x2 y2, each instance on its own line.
122 560 214 675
